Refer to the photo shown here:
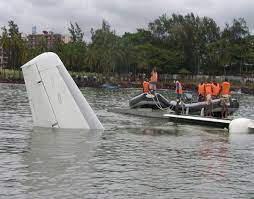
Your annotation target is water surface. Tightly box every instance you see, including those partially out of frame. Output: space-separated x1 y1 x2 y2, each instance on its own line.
0 83 254 198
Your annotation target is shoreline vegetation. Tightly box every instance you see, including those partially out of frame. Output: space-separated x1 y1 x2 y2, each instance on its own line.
1 69 254 94
1 13 254 94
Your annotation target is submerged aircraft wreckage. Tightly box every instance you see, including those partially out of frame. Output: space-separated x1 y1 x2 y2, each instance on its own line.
21 52 103 130
22 52 253 134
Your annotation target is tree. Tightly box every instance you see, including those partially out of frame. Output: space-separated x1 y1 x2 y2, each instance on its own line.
87 20 125 73
220 18 250 74
68 22 84 43
66 22 87 71
0 20 25 70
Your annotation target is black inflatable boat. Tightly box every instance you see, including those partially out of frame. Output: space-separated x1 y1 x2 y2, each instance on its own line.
129 93 239 117
169 98 239 117
129 93 171 109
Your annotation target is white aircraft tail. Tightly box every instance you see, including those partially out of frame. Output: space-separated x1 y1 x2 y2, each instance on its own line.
21 52 104 130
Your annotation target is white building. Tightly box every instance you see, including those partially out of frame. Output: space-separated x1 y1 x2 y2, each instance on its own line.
62 35 71 44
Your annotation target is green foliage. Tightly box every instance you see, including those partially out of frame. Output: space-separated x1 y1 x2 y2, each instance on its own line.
1 15 254 75
68 22 84 43
148 13 221 74
87 20 125 73
0 20 25 70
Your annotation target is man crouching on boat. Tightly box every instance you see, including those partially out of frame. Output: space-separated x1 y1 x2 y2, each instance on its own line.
143 78 150 93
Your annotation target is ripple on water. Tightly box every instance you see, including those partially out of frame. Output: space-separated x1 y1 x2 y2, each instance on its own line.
0 83 254 198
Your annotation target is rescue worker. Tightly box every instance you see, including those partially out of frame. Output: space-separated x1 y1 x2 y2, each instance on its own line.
150 68 158 93
143 78 150 93
212 82 220 98
175 80 183 100
204 81 213 117
175 80 183 114
220 78 231 118
198 81 205 102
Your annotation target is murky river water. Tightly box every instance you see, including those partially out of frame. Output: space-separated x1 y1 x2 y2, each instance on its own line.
0 83 254 198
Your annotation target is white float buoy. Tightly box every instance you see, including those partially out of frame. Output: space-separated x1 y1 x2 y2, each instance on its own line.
21 52 104 130
229 118 254 134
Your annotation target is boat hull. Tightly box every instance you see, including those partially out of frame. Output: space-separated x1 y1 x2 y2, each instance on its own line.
129 93 171 109
129 93 239 117
170 98 239 117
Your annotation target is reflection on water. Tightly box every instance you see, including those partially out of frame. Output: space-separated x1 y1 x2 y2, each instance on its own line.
22 128 102 198
0 83 254 198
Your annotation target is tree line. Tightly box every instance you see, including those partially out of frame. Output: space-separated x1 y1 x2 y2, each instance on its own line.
1 13 254 76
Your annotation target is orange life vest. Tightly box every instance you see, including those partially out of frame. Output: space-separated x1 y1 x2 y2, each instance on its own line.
143 81 150 93
205 83 212 95
221 81 230 95
198 83 205 96
212 83 220 96
150 71 157 82
176 81 183 94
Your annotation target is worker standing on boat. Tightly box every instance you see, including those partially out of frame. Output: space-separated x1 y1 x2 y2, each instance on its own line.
220 78 231 118
198 81 205 101
143 78 150 93
204 81 213 117
150 68 158 93
175 80 183 114
212 81 220 98
175 80 183 100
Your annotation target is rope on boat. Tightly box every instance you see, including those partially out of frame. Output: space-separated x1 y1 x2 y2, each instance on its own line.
152 93 187 115
150 92 174 112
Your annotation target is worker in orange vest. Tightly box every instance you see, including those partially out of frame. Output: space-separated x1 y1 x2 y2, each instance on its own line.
212 82 220 98
143 78 150 93
198 81 205 101
149 68 158 93
175 80 183 100
220 78 231 118
175 80 183 114
204 81 213 117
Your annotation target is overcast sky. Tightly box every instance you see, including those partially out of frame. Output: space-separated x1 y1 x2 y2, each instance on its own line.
1 0 254 40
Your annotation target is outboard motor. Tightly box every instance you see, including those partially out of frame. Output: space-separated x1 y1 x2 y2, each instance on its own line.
182 93 193 103
230 98 240 108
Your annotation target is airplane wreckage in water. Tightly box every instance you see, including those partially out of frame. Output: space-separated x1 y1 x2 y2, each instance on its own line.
21 52 103 130
21 52 253 134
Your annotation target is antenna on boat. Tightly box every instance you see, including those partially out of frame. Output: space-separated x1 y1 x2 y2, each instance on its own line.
21 52 104 130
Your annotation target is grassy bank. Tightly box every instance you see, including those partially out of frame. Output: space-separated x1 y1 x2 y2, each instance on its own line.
0 69 24 83
1 68 254 94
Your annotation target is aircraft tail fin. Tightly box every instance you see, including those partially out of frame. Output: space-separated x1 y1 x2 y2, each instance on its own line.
21 52 104 130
